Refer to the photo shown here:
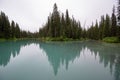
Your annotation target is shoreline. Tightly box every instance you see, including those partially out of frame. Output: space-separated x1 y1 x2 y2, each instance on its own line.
0 37 120 43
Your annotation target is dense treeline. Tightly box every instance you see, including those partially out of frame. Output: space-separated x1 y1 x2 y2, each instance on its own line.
39 3 120 41
0 12 39 39
0 3 120 41
87 6 120 40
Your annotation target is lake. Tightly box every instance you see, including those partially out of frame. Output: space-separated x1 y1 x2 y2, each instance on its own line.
0 40 120 80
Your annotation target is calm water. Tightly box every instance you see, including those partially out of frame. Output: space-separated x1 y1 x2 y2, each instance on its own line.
0 40 120 80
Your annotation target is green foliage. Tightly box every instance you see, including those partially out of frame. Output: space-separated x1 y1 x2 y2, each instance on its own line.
15 23 20 38
104 14 111 37
99 16 105 40
0 11 39 39
0 4 119 43
103 37 120 43
39 3 82 40
111 6 117 36
39 4 120 43
11 21 16 38
117 0 120 25
0 12 11 39
40 37 84 42
0 38 6 41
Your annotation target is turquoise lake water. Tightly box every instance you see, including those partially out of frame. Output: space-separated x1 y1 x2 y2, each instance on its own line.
0 40 120 80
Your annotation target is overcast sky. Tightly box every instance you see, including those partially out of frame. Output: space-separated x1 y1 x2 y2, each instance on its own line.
0 0 116 32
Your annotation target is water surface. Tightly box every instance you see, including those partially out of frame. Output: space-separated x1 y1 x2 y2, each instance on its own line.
0 40 120 80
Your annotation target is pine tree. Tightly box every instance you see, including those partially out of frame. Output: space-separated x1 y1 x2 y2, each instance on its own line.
99 16 105 39
51 3 60 37
47 16 51 37
60 13 65 37
65 9 71 38
94 20 99 40
11 21 16 38
77 21 82 39
111 6 117 36
0 12 11 39
104 14 111 37
81 28 87 39
15 23 20 38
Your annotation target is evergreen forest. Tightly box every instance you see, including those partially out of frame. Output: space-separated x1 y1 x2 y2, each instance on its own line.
0 3 120 42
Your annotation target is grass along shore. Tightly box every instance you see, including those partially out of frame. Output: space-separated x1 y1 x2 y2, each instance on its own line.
102 37 120 43
40 37 120 43
0 38 38 42
39 37 88 42
0 37 120 43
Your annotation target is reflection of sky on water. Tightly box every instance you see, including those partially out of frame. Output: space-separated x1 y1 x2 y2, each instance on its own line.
0 41 120 80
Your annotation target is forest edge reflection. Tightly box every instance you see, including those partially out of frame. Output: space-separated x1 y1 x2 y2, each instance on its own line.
0 40 120 80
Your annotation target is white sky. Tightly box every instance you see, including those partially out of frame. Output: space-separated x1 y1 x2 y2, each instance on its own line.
0 0 116 32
